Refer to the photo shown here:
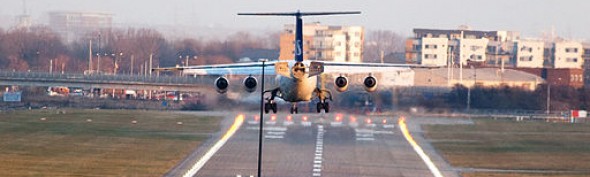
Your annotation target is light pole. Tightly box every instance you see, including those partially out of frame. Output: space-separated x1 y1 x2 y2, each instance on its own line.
179 55 197 67
257 58 267 177
112 52 123 75
97 34 101 74
546 83 551 114
466 60 476 111
179 55 197 76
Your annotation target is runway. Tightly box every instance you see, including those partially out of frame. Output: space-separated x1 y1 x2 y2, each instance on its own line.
173 112 460 177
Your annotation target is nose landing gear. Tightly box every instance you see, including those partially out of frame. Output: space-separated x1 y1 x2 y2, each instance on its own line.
314 88 332 113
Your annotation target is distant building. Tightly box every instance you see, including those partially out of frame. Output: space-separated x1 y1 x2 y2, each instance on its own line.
457 38 489 65
48 11 113 42
407 28 518 67
15 15 32 29
583 43 590 86
416 37 448 66
279 23 364 62
515 68 584 88
514 39 545 68
552 41 584 69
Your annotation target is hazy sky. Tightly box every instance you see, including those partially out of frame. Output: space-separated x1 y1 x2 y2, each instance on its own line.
0 0 588 40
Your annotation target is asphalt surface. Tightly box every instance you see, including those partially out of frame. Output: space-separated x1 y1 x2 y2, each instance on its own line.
169 112 462 177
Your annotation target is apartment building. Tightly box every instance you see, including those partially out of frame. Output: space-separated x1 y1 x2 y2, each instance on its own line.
279 23 364 62
514 39 544 68
408 28 503 66
457 38 489 65
416 37 448 66
48 11 113 42
552 41 584 69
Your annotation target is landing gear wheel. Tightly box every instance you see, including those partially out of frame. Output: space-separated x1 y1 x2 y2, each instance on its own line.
264 103 270 114
271 103 277 113
316 102 323 113
324 102 330 113
290 106 298 114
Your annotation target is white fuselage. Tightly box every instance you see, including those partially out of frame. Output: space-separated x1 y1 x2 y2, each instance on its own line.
276 61 318 102
277 74 317 102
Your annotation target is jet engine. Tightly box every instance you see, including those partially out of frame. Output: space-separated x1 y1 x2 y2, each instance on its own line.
334 76 349 92
363 75 377 92
214 77 229 93
243 76 258 93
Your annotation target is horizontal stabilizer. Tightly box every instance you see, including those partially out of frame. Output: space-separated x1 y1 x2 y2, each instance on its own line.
238 11 360 16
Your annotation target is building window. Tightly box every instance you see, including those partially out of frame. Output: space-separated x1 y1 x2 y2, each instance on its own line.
424 54 438 59
519 56 533 61
566 48 579 53
566 58 578 62
354 52 360 57
520 46 533 52
414 45 422 51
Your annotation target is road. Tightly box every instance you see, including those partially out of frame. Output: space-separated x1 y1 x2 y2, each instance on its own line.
168 112 461 177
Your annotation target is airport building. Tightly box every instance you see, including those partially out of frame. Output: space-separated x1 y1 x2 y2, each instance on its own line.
279 23 364 62
48 11 113 42
412 67 545 91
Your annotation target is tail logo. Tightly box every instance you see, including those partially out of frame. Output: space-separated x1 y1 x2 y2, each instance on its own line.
295 40 303 56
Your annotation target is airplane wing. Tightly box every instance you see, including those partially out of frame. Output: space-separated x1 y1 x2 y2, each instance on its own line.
153 62 277 76
320 61 420 74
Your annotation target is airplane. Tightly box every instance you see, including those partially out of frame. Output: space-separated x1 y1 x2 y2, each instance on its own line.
154 11 416 114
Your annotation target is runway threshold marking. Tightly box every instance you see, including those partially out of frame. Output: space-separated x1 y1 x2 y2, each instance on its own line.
183 114 245 177
399 117 444 177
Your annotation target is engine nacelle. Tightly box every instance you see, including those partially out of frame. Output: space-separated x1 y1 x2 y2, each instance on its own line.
363 75 378 92
243 76 258 93
334 76 349 92
214 77 229 94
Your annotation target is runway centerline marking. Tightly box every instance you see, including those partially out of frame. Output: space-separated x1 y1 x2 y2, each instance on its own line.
183 114 244 177
399 117 444 177
312 125 325 177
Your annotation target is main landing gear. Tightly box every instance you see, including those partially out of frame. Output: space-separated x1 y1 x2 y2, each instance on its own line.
264 100 277 114
263 88 280 114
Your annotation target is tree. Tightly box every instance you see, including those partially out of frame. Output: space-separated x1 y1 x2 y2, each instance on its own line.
363 30 405 63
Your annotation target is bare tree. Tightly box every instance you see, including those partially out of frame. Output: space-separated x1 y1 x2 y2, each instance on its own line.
364 30 405 63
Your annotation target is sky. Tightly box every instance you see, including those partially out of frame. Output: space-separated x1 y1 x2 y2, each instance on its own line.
0 0 588 40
